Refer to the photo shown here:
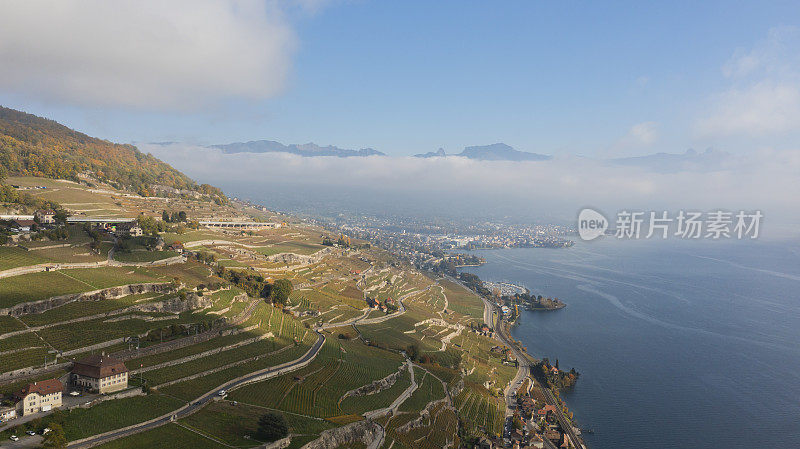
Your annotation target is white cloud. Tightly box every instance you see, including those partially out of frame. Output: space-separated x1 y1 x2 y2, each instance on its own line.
697 82 800 137
0 0 297 111
142 143 800 236
623 122 658 146
697 27 800 138
603 121 658 157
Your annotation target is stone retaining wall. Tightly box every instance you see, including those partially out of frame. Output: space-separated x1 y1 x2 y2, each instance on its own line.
299 419 382 449
0 282 174 317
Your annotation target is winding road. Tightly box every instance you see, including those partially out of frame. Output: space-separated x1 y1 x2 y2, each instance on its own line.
478 289 584 448
67 333 326 448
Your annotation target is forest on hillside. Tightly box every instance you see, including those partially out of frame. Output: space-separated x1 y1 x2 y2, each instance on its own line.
0 106 226 202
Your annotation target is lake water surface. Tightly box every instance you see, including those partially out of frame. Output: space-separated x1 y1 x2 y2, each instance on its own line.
461 238 800 449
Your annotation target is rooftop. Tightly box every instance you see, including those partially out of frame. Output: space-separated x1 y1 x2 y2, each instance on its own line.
72 353 129 379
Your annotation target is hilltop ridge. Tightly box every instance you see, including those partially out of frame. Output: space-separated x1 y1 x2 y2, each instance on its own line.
0 106 226 202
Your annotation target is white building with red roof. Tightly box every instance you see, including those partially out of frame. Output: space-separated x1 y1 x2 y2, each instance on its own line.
14 379 63 416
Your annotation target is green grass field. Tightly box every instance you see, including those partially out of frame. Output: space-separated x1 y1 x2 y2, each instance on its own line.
0 271 90 308
385 402 459 449
228 339 403 418
113 250 179 263
179 401 334 447
0 246 50 270
127 330 264 369
20 292 165 327
158 342 311 401
0 347 50 373
0 315 26 333
62 267 161 289
142 338 290 386
255 241 324 256
399 369 446 413
36 310 205 351
440 279 485 319
58 394 184 442
93 423 226 449
339 367 411 415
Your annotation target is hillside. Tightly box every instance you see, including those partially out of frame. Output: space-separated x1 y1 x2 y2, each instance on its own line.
0 106 225 202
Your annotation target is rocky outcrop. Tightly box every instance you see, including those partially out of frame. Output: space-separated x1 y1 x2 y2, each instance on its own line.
265 247 333 265
261 436 291 449
0 283 175 317
341 365 403 400
396 400 450 433
130 292 212 314
299 419 382 449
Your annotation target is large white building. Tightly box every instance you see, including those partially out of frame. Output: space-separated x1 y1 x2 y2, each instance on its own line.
71 353 129 394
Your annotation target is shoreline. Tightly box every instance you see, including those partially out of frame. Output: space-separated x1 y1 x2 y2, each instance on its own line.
450 266 587 448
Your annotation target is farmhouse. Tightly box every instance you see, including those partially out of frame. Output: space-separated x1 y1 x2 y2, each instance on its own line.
11 219 35 232
35 209 56 224
14 379 62 416
71 353 129 394
116 222 144 237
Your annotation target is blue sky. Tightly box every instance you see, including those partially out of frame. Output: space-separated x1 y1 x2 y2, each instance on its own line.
2 0 800 156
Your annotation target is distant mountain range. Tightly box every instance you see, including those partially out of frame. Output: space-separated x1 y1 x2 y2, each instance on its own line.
208 139 729 171
211 140 552 161
212 140 385 157
609 148 731 173
414 143 552 161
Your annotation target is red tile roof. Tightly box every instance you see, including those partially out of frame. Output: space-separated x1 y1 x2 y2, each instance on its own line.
17 379 62 398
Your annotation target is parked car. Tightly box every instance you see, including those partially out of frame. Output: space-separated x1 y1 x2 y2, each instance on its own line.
9 435 19 441
26 430 36 436
42 428 51 435
218 390 227 396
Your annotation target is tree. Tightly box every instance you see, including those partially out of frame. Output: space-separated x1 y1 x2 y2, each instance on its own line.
178 211 187 222
257 412 288 442
406 344 419 361
41 423 67 448
54 210 68 225
162 210 170 222
270 279 293 306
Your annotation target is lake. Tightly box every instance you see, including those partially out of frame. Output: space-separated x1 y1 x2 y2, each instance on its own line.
461 238 800 449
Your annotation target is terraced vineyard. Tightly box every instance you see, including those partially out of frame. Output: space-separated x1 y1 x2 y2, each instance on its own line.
0 171 522 449
0 246 50 270
340 366 411 415
228 339 403 418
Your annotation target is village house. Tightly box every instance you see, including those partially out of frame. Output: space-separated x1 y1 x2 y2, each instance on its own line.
14 379 62 416
0 406 16 422
526 434 545 449
71 353 129 394
11 219 35 233
35 209 56 224
116 222 143 237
